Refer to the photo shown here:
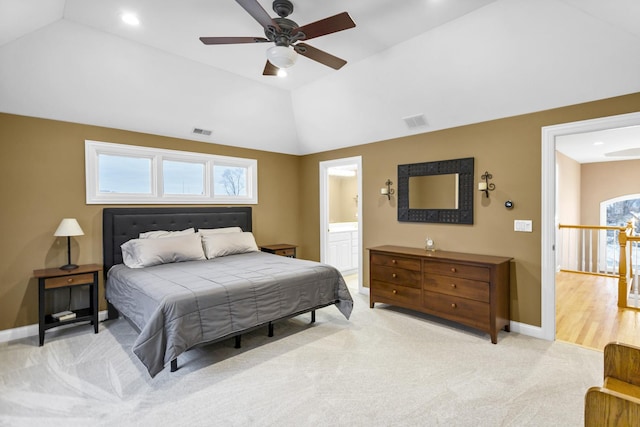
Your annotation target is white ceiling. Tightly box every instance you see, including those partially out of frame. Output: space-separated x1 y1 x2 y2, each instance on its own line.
556 125 640 164
1 0 639 155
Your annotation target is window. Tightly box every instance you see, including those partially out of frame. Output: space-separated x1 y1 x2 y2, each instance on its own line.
162 160 205 195
599 194 640 271
85 140 257 204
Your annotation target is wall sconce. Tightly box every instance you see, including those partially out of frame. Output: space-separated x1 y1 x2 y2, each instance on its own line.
380 179 395 200
478 171 495 198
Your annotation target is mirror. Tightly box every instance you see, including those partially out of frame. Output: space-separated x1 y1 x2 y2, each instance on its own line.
398 157 474 224
408 174 459 209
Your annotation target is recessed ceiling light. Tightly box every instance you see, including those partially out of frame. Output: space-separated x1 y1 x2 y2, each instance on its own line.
593 141 604 146
121 13 140 26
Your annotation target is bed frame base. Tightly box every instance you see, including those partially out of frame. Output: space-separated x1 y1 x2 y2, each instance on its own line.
168 306 325 373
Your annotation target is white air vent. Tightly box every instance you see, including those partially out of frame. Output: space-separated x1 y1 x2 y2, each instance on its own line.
192 127 212 136
403 114 428 129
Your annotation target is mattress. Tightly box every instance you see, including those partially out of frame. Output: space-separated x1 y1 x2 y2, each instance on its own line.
106 251 353 377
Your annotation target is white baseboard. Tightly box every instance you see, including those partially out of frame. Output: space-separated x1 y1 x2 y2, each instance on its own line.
0 310 109 344
358 286 370 295
509 320 549 340
0 311 546 344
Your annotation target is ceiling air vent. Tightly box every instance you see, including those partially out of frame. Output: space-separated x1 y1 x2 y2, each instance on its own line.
192 127 212 136
403 114 428 129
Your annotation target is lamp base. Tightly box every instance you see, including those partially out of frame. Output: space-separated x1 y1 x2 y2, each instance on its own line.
60 264 79 271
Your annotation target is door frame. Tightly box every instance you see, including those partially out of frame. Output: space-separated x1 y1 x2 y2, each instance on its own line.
319 156 364 293
540 111 640 341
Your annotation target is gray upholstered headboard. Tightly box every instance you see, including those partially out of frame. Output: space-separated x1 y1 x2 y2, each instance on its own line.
102 207 252 276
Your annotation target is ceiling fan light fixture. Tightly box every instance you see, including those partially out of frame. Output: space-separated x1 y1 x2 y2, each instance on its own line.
121 12 140 26
277 68 287 78
266 45 298 69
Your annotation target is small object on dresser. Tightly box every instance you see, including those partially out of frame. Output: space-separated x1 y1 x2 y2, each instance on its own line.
425 237 435 252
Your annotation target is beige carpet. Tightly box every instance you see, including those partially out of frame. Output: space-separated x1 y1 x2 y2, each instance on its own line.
0 289 602 426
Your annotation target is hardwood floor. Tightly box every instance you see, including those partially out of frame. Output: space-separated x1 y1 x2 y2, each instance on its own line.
556 271 640 351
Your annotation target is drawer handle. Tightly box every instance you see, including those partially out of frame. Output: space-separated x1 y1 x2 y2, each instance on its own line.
392 289 398 294
450 283 456 288
451 303 457 308
391 259 397 264
67 278 73 283
450 267 457 273
392 273 397 278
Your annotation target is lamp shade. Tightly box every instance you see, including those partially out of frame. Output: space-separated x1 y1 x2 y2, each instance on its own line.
54 218 84 237
266 45 298 69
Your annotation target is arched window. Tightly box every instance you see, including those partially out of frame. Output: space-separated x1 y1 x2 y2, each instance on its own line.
600 194 640 271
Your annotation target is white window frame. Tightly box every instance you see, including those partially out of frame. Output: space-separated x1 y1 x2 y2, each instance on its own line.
85 140 258 204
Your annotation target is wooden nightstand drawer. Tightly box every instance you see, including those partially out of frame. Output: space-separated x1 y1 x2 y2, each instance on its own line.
261 244 297 258
44 273 94 289
274 248 295 257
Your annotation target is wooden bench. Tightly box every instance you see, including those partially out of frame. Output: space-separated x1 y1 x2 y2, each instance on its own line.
585 342 640 426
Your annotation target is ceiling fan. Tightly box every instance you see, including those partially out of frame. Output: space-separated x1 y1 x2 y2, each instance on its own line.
199 0 356 76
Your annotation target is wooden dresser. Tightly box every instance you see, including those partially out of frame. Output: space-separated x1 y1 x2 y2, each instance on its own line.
369 245 512 343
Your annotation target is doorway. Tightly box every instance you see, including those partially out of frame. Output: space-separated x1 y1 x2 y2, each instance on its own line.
319 156 363 294
541 112 640 341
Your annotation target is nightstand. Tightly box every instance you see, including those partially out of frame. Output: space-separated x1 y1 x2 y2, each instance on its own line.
260 244 297 258
33 264 102 346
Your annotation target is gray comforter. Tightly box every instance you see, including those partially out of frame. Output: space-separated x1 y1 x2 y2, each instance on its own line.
106 251 353 377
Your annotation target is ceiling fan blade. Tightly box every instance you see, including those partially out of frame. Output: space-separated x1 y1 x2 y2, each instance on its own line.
263 61 279 76
294 43 347 70
236 0 281 32
293 12 355 41
200 36 269 45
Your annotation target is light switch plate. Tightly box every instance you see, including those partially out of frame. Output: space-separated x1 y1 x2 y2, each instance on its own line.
514 220 533 232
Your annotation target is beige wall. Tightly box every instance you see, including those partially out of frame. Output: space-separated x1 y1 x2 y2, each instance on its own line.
329 175 358 223
1 92 639 333
581 159 640 226
299 93 640 327
556 151 581 225
0 113 300 331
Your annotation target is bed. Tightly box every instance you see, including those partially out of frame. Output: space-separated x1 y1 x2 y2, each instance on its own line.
103 207 353 377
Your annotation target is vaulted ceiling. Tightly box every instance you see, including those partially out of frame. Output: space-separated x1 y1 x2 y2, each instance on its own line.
1 0 639 155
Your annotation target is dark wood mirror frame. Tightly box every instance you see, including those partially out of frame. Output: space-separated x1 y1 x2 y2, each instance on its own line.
397 157 474 224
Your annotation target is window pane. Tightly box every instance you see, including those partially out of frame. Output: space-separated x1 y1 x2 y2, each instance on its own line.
604 197 640 271
163 160 205 195
214 165 247 196
98 154 151 194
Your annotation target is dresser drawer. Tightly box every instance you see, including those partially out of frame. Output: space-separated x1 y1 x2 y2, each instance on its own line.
423 290 490 330
424 261 490 282
274 248 295 257
371 264 421 289
371 280 422 306
44 273 94 290
423 273 490 303
371 253 420 271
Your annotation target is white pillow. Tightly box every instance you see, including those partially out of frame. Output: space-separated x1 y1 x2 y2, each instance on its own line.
139 228 195 239
121 233 206 268
198 227 242 236
202 232 259 259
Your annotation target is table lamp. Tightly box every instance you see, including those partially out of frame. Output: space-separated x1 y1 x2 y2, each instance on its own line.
54 218 84 270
